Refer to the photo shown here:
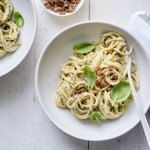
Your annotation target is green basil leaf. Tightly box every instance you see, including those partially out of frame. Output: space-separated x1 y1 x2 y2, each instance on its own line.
73 42 96 54
83 66 96 89
111 80 131 104
90 111 101 123
13 11 24 27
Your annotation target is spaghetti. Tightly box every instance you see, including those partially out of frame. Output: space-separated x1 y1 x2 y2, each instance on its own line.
56 32 139 121
0 0 20 58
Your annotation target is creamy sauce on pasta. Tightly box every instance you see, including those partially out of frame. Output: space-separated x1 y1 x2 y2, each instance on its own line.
0 0 20 57
55 32 139 121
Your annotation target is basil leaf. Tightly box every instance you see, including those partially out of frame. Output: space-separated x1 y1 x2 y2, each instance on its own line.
83 66 96 89
90 111 101 123
111 80 131 104
13 11 24 27
73 42 96 54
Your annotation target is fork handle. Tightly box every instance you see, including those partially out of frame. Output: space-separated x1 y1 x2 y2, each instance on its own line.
128 71 150 148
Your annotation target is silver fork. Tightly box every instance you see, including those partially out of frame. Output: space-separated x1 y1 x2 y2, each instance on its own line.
127 56 150 148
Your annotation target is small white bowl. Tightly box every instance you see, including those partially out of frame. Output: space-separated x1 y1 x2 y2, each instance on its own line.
35 22 150 141
40 0 85 17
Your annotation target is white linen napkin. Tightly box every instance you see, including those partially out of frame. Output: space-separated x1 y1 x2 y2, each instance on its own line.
128 11 150 55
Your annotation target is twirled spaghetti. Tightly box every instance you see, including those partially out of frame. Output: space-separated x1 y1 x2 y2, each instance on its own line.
0 0 20 58
56 32 139 121
0 0 13 24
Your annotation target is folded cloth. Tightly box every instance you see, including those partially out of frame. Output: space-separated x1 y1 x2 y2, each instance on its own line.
128 11 150 54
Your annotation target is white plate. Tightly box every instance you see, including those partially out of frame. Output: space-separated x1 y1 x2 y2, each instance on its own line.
0 0 37 77
35 22 150 141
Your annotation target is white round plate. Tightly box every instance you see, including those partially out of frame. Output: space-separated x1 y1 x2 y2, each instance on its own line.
35 22 150 141
0 0 37 77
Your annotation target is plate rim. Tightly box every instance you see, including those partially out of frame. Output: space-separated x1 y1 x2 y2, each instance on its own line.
35 21 150 141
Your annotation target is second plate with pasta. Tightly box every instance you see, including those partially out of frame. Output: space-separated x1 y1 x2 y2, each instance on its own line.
0 0 36 76
36 22 150 141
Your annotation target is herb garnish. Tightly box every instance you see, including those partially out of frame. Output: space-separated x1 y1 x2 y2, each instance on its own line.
83 66 96 89
111 80 131 104
13 11 24 27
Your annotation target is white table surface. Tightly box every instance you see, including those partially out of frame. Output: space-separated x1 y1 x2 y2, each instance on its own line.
0 0 150 149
